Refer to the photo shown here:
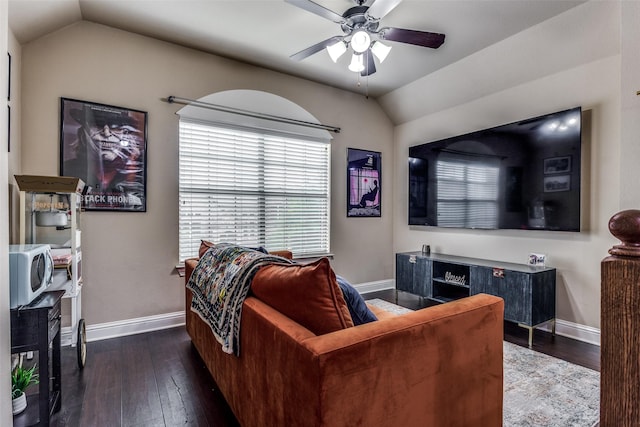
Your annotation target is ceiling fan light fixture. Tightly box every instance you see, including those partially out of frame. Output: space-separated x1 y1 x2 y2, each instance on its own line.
350 30 371 53
326 40 347 62
371 41 392 63
348 53 365 72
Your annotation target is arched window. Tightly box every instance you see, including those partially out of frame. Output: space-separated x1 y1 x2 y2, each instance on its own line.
177 91 331 260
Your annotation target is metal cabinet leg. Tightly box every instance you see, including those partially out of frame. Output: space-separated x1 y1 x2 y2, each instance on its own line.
518 323 534 348
518 319 556 348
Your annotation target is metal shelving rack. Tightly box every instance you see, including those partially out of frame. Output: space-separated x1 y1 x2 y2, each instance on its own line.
15 175 87 368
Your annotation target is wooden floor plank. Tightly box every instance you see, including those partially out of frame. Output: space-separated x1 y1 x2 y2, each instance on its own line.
148 329 212 426
76 349 123 427
177 341 239 426
120 334 165 427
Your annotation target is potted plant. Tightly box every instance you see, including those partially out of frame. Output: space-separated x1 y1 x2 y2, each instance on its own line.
11 363 39 415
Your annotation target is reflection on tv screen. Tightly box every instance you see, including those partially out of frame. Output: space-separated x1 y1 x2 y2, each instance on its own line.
408 107 582 232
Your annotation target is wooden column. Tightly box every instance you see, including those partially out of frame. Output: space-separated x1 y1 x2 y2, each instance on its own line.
601 209 640 426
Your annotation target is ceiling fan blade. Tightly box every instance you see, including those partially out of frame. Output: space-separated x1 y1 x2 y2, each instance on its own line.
361 52 376 76
366 0 403 20
379 27 445 49
285 0 346 24
290 36 344 61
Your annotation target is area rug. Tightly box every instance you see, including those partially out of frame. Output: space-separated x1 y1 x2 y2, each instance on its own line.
365 298 600 427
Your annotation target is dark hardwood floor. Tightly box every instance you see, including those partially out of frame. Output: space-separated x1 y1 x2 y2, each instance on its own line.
51 328 239 427
48 290 599 426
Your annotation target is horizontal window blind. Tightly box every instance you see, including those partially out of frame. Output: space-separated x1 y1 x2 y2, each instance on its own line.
179 119 330 260
436 159 499 229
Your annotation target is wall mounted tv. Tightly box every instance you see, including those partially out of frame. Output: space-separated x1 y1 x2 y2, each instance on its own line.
408 107 582 231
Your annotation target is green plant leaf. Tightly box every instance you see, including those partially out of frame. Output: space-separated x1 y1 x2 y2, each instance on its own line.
11 364 39 399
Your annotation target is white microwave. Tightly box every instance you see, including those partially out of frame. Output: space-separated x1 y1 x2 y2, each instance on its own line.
9 244 54 308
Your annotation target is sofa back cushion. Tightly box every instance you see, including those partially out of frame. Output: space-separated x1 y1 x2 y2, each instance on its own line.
251 258 354 335
199 240 293 260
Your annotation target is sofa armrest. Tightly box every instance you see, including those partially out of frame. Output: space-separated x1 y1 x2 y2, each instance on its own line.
301 294 504 427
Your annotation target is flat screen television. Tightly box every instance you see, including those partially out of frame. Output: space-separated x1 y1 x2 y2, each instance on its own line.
408 107 582 231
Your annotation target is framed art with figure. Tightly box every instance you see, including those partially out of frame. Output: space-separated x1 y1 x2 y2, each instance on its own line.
59 98 148 212
347 148 381 218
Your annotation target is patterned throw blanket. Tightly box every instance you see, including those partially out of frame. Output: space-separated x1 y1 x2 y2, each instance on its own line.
186 243 292 356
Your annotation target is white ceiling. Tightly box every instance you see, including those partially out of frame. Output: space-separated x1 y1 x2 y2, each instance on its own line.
8 0 585 98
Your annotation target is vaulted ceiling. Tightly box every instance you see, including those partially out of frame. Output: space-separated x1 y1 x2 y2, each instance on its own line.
9 0 584 98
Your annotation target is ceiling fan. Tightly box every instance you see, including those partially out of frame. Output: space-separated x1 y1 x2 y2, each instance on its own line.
285 0 446 76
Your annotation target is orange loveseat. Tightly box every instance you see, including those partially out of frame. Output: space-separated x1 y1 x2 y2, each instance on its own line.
185 256 504 427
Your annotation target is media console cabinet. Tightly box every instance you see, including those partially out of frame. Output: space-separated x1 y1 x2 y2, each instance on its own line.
396 251 556 347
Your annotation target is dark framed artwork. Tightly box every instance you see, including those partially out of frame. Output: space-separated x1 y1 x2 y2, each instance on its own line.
60 98 148 211
543 156 571 174
543 175 570 192
347 148 381 217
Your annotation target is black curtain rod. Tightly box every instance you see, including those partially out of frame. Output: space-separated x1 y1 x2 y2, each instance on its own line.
165 96 341 134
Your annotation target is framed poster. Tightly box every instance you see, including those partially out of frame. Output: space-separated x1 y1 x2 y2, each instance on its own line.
347 148 381 218
60 98 148 211
543 175 570 192
543 156 571 174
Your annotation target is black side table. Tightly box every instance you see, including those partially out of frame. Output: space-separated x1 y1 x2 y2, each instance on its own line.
11 290 64 427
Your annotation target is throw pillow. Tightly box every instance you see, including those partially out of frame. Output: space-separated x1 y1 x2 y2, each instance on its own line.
199 240 215 258
251 258 354 335
336 275 378 325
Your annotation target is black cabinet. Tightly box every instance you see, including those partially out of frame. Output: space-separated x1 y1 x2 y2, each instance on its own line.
396 252 556 346
11 291 64 427
395 253 431 297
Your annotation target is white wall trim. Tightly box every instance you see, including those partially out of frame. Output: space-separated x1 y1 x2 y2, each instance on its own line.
61 311 186 345
353 279 395 294
64 284 600 348
63 281 396 345
539 318 601 347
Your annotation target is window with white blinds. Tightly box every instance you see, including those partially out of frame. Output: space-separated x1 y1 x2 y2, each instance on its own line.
178 119 331 260
436 159 499 229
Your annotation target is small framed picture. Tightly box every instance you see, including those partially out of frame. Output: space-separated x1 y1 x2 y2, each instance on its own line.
528 253 546 267
543 175 570 192
347 148 381 218
543 156 571 174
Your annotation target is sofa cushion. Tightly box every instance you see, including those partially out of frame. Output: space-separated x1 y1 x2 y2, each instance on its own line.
336 275 378 325
199 240 292 259
199 240 216 258
251 258 354 335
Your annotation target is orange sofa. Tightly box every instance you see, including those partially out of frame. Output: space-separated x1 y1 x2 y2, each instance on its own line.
185 257 504 427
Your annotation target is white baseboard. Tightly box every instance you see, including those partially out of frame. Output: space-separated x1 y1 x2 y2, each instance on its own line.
353 279 395 294
61 311 185 345
61 281 600 348
538 318 601 347
60 280 394 345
